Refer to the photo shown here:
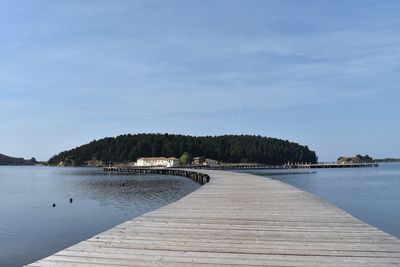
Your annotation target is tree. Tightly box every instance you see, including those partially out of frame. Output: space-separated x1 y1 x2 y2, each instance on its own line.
180 152 190 165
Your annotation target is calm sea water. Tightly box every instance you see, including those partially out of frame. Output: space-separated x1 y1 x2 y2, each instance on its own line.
0 166 200 267
2 164 399 266
240 163 400 239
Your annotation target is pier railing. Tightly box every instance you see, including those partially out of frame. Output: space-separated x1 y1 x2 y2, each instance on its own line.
104 167 210 185
154 162 379 170
103 162 378 183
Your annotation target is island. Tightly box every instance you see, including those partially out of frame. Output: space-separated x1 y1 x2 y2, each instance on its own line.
336 154 374 164
0 153 37 166
48 133 318 167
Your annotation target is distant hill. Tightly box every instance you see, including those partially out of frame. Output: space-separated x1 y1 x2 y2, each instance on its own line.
0 153 37 165
374 158 400 163
337 154 374 164
48 133 318 166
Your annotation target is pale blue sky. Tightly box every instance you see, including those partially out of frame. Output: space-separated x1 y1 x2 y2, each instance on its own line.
1 0 399 161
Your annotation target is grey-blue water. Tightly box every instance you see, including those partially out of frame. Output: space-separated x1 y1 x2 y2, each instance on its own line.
240 163 400 239
0 166 200 267
2 164 400 266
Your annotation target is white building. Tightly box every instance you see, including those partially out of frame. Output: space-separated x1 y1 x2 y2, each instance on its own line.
205 158 218 166
136 157 180 167
192 157 219 166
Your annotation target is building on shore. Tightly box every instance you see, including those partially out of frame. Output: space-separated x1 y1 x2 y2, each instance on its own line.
192 157 205 165
205 158 218 165
192 157 218 166
136 157 180 167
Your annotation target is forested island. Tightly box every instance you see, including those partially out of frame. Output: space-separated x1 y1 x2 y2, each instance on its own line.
48 133 317 166
336 155 400 164
0 153 37 166
336 155 374 164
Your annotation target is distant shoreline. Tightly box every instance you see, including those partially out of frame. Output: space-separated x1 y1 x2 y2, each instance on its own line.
374 158 400 163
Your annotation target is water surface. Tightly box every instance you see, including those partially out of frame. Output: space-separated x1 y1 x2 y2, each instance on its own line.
240 163 400 239
0 166 200 266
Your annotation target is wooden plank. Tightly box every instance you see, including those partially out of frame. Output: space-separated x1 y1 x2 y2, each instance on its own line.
26 170 400 266
86 235 400 250
74 240 400 257
41 250 400 266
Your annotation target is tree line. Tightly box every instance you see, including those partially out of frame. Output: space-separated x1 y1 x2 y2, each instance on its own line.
48 133 317 166
0 153 37 165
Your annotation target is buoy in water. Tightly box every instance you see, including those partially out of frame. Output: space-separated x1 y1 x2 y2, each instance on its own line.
52 203 56 207
69 198 73 203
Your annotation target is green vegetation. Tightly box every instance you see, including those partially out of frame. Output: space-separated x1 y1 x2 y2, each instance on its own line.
337 154 374 164
48 133 317 166
0 153 37 165
180 152 190 165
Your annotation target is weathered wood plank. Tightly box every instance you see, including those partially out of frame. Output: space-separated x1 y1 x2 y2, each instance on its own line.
73 240 400 257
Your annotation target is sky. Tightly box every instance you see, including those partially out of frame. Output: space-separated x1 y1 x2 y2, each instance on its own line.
1 0 399 161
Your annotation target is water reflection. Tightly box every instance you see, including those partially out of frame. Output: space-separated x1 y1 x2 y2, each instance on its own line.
70 174 196 211
0 166 200 267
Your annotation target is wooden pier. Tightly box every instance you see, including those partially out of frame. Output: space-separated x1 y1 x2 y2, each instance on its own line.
174 163 379 170
27 170 400 266
300 163 379 169
103 167 210 185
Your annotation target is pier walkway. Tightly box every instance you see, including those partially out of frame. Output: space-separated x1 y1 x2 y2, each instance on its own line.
27 170 400 266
